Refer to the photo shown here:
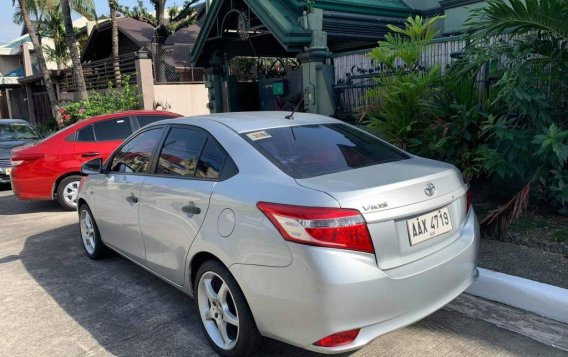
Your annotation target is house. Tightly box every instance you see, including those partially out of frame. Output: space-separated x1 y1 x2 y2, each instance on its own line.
192 0 489 116
74 14 208 116
0 17 92 120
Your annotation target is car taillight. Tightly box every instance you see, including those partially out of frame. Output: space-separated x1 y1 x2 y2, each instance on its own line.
11 153 45 167
256 202 374 254
314 329 360 347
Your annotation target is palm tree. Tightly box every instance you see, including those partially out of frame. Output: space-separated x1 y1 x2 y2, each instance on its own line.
60 0 88 101
13 0 59 118
13 0 96 113
109 0 120 85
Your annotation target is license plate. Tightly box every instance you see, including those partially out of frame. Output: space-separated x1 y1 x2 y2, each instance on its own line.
407 207 452 245
5 168 11 175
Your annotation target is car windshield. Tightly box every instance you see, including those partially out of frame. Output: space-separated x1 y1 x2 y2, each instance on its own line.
241 124 409 179
0 123 40 141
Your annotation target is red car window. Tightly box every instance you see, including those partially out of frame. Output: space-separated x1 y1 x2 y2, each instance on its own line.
93 117 132 141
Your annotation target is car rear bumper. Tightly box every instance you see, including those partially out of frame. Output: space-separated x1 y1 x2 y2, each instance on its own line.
230 208 480 353
10 166 54 200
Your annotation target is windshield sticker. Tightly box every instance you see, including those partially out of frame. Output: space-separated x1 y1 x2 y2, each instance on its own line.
246 131 271 141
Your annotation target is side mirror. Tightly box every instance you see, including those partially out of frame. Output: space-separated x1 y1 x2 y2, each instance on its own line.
81 158 103 175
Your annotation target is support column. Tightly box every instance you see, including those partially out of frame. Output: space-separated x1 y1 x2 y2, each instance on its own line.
205 51 225 113
135 50 155 110
297 8 335 116
21 43 36 122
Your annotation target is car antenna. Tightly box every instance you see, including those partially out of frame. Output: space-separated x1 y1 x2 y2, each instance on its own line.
285 97 304 120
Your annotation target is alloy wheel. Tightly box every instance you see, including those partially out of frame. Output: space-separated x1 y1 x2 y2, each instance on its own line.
197 271 240 350
80 209 96 254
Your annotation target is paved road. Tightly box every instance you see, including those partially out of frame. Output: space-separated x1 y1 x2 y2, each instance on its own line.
0 186 565 357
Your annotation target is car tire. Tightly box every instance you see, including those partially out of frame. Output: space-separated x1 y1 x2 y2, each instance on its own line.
78 204 109 260
194 260 262 356
57 175 82 211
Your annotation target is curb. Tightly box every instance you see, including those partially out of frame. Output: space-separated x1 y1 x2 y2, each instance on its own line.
466 268 568 324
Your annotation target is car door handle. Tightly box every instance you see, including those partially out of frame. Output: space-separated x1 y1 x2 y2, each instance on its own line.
182 202 201 215
126 193 139 204
81 152 100 157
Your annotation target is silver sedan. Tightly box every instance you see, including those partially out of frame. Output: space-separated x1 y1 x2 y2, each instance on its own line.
77 112 479 356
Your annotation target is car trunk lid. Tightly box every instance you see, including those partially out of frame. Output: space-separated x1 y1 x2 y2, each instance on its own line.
296 157 469 270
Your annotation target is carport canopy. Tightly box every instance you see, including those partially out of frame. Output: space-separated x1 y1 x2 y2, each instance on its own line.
191 0 414 67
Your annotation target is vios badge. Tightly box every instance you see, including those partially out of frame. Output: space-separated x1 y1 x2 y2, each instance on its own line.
424 183 436 197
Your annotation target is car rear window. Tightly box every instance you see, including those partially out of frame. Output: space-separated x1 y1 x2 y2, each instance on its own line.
93 117 132 141
241 124 408 179
137 115 174 128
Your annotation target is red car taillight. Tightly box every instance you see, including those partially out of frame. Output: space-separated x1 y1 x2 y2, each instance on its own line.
256 202 374 254
11 153 45 167
314 329 360 347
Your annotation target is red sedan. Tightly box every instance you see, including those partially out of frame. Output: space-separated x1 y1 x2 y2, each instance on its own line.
11 110 180 210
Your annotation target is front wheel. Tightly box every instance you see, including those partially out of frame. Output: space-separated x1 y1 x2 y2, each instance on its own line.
57 175 82 210
194 260 261 356
79 204 109 260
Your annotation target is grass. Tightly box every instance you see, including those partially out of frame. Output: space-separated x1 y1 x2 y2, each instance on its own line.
551 229 568 243
506 210 568 244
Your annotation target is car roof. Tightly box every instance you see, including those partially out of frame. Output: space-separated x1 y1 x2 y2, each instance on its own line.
167 111 342 133
86 110 179 122
0 119 31 125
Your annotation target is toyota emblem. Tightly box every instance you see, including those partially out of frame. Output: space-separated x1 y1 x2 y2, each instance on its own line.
424 183 436 197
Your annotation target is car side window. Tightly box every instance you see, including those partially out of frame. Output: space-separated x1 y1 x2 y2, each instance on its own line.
110 128 163 174
196 138 228 180
93 117 132 141
77 126 95 142
137 115 174 128
156 127 207 177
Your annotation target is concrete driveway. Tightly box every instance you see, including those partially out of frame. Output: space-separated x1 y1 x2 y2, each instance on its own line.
0 186 564 357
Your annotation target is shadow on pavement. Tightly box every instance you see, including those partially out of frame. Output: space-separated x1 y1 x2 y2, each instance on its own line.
19 223 330 356
0 192 64 215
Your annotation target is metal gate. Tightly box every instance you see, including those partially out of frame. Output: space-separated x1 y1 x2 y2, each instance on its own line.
226 57 302 112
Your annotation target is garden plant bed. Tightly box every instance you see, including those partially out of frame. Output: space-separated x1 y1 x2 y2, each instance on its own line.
476 200 568 255
473 189 568 289
477 238 568 290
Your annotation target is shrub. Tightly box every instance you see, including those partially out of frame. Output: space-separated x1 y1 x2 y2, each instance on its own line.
58 76 141 128
365 4 567 233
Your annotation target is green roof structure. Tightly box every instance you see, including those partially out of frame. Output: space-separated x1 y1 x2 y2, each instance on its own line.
191 0 414 66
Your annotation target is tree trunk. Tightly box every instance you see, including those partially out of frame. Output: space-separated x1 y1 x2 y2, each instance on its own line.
157 0 166 27
17 0 59 119
109 0 121 86
60 0 88 101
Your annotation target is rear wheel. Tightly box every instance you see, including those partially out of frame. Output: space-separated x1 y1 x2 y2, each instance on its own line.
79 204 109 260
194 260 261 356
57 175 82 211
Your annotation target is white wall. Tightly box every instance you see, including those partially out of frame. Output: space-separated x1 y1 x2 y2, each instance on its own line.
153 83 209 117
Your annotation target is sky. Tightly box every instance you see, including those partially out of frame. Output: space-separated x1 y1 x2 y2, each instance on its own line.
0 0 157 44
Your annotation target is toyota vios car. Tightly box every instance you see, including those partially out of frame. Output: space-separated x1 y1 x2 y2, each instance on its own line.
77 112 479 356
0 119 41 184
11 110 179 210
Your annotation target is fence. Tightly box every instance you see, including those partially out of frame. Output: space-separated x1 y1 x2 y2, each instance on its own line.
333 36 470 119
152 43 206 84
59 53 138 93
